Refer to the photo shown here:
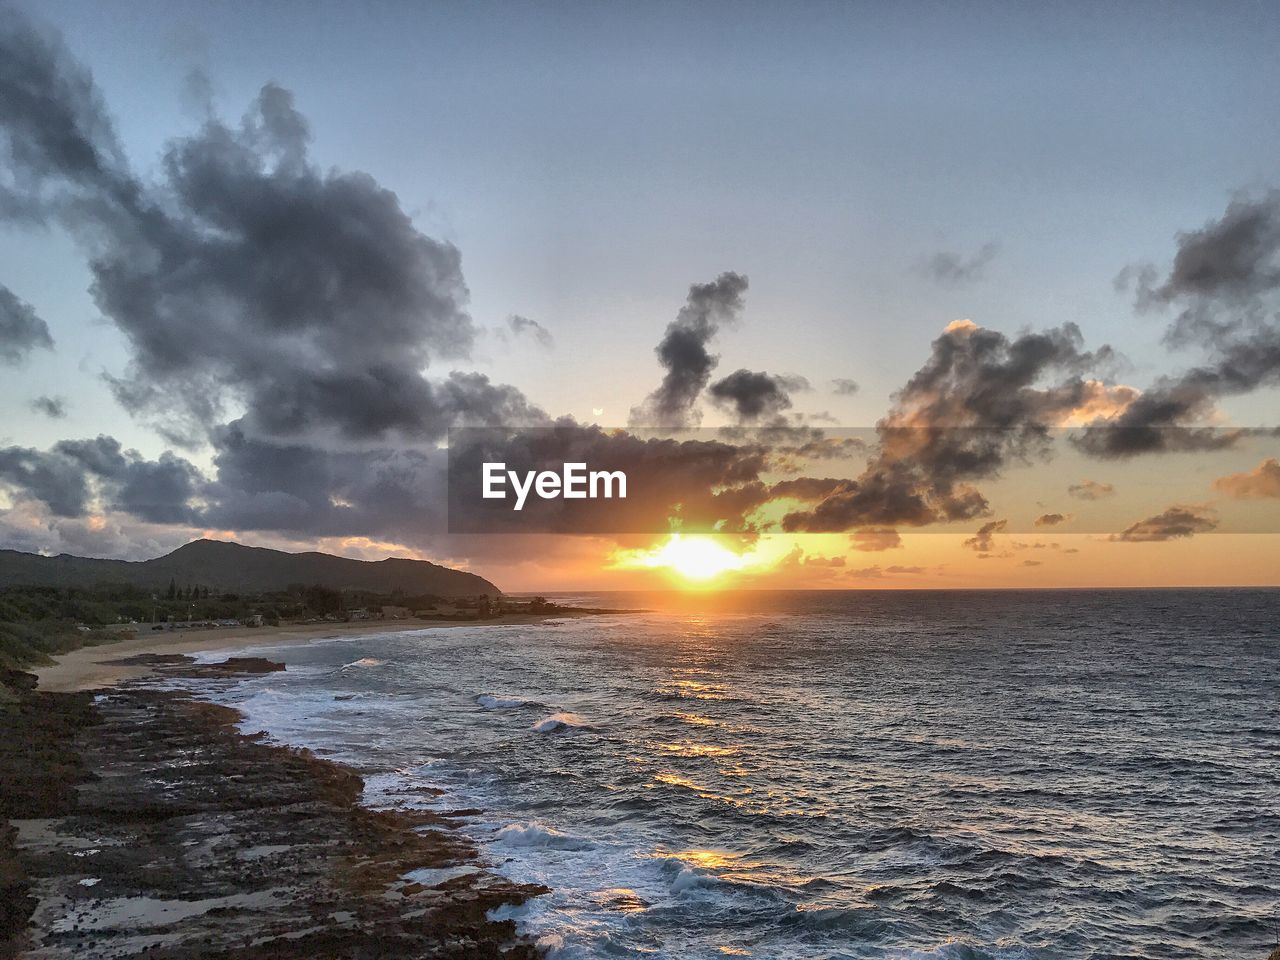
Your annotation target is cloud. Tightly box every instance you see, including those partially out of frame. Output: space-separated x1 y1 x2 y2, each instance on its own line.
1034 512 1069 527
801 554 845 568
848 564 924 579
963 518 1007 552
782 320 1113 531
918 242 999 284
0 498 196 561
29 395 66 418
707 369 810 423
1021 559 1043 567
4 11 1270 567
1079 192 1280 457
830 378 859 396
629 272 749 427
0 12 133 219
0 285 53 364
849 527 901 552
1067 479 1115 500
504 314 554 348
0 11 538 447
1213 457 1280 499
0 445 92 516
0 435 202 524
1111 504 1218 542
1130 191 1280 307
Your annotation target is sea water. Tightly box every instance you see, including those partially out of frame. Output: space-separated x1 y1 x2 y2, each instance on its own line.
183 589 1280 959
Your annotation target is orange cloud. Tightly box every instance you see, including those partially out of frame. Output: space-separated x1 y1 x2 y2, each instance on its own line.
1213 458 1280 499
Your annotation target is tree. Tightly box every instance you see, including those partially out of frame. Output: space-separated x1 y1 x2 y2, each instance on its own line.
302 585 342 616
167 578 177 600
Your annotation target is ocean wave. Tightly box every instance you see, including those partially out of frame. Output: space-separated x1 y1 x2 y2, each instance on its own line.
532 712 591 734
341 657 384 669
477 694 533 709
493 822 595 851
889 938 1037 959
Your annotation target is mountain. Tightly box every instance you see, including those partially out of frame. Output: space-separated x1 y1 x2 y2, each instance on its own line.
0 539 500 597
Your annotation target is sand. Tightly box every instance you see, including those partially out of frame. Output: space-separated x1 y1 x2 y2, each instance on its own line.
35 613 580 693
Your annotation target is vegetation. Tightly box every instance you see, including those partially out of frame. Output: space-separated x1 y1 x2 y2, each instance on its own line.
0 581 487 669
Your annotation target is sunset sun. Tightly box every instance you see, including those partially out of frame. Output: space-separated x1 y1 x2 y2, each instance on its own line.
613 534 755 583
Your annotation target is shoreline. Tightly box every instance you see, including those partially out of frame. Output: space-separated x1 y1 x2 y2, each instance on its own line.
35 610 614 693
1 664 547 957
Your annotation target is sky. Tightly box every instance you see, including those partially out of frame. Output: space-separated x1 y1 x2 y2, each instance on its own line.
1 0 1279 590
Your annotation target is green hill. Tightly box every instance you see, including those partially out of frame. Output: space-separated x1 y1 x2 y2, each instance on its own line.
0 539 500 597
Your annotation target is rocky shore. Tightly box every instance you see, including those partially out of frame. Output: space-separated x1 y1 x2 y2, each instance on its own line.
0 661 547 958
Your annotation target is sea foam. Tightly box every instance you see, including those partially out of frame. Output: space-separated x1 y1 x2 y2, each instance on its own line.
494 823 595 851
532 712 589 733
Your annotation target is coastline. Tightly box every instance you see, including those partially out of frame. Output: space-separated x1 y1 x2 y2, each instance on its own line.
1 664 547 958
35 611 605 693
5 608 638 954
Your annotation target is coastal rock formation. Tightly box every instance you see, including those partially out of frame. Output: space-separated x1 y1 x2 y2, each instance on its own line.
0 671 545 958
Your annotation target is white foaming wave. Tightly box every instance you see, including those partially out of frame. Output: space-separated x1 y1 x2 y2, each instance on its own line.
493 822 596 851
477 694 532 709
532 712 590 733
652 854 731 897
670 866 718 895
342 657 384 668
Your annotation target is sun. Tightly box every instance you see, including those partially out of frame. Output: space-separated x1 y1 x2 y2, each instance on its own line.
612 534 754 584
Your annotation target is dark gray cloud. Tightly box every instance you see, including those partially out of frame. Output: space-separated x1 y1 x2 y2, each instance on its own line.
504 314 554 348
202 421 448 540
1034 512 1068 527
29 395 66 418
830 378 859 396
0 284 53 364
1081 192 1280 457
918 242 999 284
782 321 1112 531
0 11 539 449
1111 504 1218 542
0 10 565 551
0 434 202 524
0 444 91 516
0 12 134 220
767 476 846 502
629 272 749 428
1130 192 1280 308
707 369 809 423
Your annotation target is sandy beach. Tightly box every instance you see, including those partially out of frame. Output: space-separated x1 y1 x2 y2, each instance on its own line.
35 613 592 693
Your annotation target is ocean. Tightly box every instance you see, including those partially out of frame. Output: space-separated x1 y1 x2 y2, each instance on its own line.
182 589 1279 959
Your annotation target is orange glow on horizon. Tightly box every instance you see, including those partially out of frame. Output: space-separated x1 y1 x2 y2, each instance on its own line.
609 534 763 585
